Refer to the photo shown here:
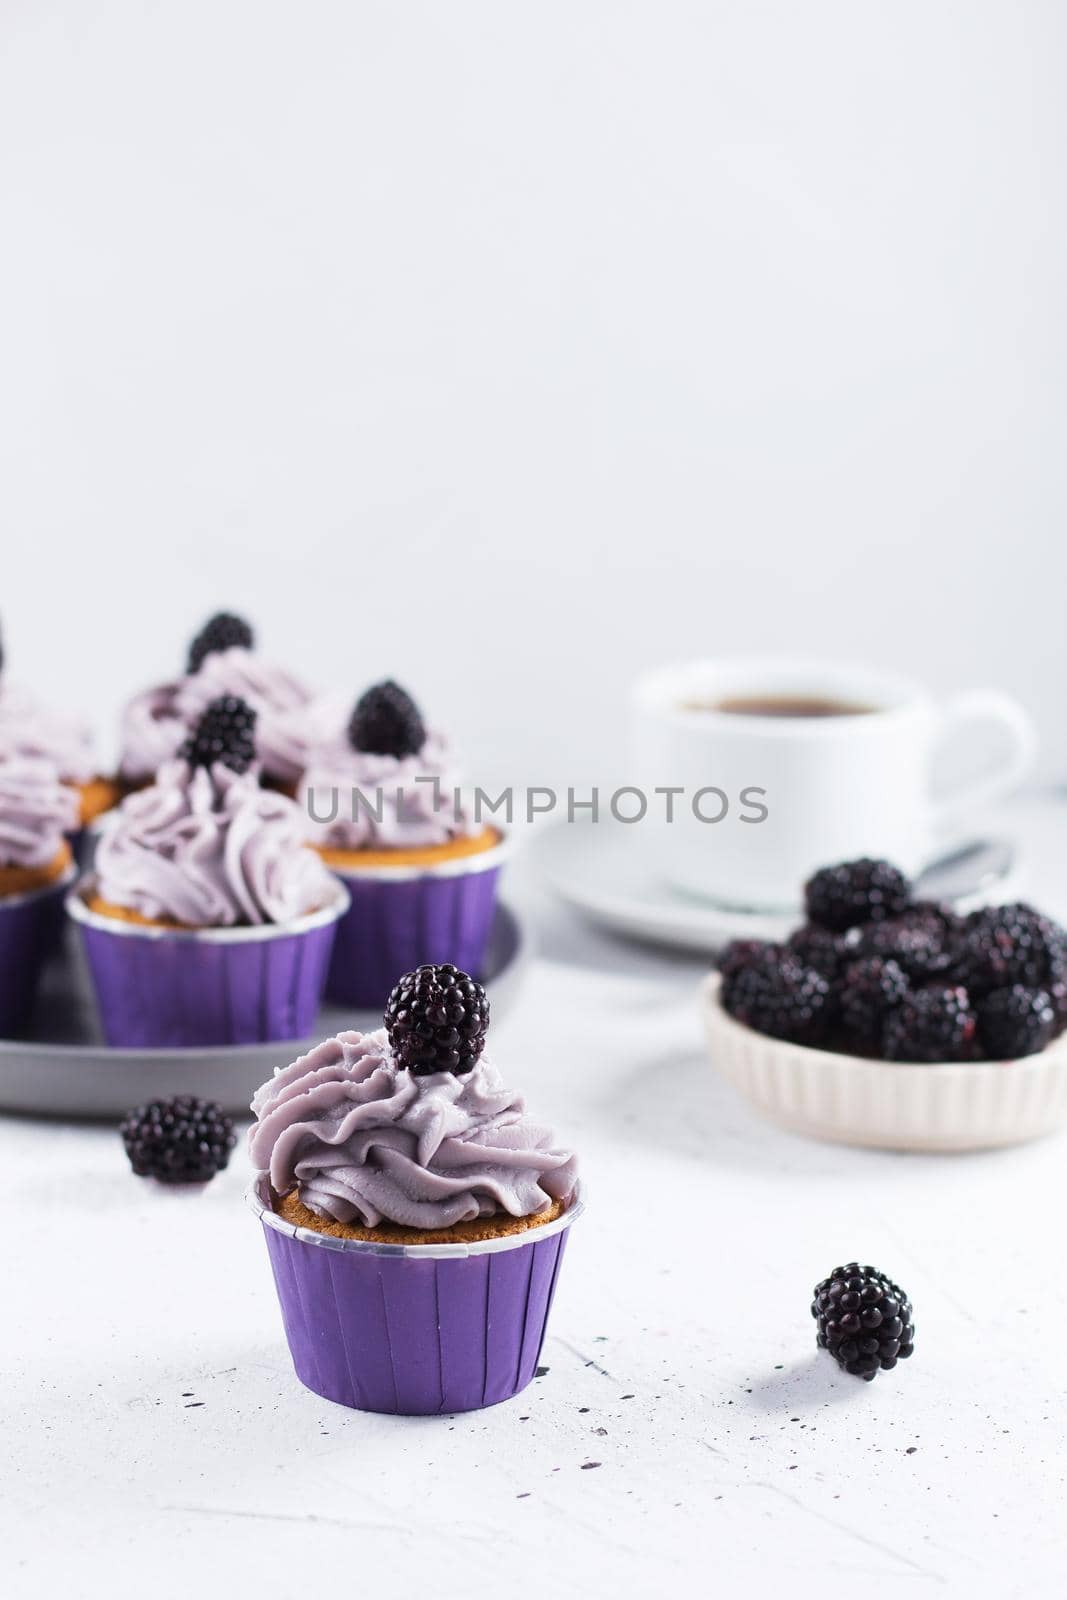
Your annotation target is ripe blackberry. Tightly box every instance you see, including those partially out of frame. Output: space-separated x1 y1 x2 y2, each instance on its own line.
977 985 1057 1060
348 680 426 758
882 984 977 1062
848 902 958 981
385 964 490 1076
812 1263 914 1380
786 924 847 980
721 953 831 1045
187 611 254 673
804 858 911 933
716 939 780 979
180 695 257 774
954 903 1067 998
120 1095 235 1184
839 957 910 1049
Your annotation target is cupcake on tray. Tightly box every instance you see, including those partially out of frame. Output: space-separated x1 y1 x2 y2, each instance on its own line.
69 695 347 1048
0 621 120 833
248 963 581 1415
299 680 507 1008
0 755 79 1033
118 611 343 796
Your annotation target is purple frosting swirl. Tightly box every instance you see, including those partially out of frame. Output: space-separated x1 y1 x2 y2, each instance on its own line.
248 1028 578 1229
95 758 336 926
299 733 479 849
118 649 340 785
0 682 94 785
0 756 79 869
118 681 186 783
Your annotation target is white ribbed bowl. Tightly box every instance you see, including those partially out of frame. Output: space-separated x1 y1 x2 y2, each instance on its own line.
701 974 1067 1152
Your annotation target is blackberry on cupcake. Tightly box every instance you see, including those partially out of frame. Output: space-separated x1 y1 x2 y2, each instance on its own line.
186 611 255 674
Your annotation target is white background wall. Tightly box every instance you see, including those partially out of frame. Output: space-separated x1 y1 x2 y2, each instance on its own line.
1 1 1064 790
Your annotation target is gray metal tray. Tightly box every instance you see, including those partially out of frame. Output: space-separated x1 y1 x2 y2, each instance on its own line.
0 901 530 1119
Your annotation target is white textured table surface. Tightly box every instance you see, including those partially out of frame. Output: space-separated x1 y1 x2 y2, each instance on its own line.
3 801 1066 1600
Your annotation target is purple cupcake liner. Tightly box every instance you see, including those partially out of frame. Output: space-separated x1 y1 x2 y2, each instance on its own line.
249 1175 581 1415
67 879 348 1049
325 838 508 1009
0 866 77 1035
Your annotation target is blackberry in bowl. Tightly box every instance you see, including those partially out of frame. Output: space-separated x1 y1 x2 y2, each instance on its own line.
702 857 1067 1151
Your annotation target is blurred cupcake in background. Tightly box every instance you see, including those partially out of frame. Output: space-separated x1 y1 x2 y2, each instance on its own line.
0 755 79 1033
118 611 343 794
0 620 120 832
299 680 507 1008
247 963 580 1414
70 695 346 1047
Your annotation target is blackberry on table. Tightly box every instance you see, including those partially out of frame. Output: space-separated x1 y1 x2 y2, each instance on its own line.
721 952 831 1045
180 695 258 774
786 924 847 981
187 611 254 673
385 964 490 1076
977 985 1057 1060
882 985 977 1062
839 957 910 1049
812 1263 914 1380
120 1096 235 1184
804 858 911 933
348 680 426 759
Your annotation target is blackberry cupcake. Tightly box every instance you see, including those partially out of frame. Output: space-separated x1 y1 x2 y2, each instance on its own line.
299 681 507 1007
70 697 346 1047
0 625 119 830
118 611 342 793
248 964 580 1414
0 756 78 1032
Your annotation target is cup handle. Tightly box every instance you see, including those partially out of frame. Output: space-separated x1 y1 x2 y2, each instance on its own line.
929 690 1037 827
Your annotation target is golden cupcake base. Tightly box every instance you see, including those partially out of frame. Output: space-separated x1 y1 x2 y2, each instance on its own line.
275 1188 564 1246
315 826 501 872
0 841 73 900
76 776 124 827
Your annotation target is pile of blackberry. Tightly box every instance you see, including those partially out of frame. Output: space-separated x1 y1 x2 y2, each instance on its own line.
718 857 1067 1062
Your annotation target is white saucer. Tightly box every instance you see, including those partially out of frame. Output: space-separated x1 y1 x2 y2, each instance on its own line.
531 816 1024 953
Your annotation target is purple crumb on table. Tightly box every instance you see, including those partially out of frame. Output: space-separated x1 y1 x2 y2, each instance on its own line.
581 1462 602 1470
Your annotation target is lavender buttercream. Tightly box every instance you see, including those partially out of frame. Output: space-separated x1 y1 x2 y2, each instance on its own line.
0 756 79 869
249 1028 578 1229
118 681 186 783
299 733 479 850
95 758 335 926
119 649 331 785
0 682 95 785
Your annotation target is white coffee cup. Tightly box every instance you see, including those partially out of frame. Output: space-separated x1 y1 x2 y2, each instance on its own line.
632 659 1037 910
